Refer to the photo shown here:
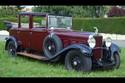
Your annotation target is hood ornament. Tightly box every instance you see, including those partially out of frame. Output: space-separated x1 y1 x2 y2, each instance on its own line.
93 27 98 35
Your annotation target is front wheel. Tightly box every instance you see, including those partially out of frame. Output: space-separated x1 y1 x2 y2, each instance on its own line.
65 50 92 72
111 53 120 69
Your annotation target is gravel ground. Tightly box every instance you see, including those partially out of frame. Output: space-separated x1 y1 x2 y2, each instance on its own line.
112 40 125 48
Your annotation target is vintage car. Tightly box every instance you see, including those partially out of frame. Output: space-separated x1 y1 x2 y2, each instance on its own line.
5 12 120 71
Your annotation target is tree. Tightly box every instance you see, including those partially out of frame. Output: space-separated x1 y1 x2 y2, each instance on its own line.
16 6 25 12
0 6 18 17
32 6 108 18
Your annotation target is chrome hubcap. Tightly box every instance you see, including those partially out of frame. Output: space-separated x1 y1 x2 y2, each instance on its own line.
73 61 78 66
48 46 51 50
10 49 13 52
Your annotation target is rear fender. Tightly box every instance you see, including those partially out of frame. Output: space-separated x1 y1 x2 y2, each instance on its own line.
49 44 92 61
5 36 18 50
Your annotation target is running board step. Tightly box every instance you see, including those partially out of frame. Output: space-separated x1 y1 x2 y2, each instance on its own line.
17 52 48 60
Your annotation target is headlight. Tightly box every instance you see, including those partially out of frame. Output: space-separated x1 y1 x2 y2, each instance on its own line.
105 37 112 47
88 35 96 48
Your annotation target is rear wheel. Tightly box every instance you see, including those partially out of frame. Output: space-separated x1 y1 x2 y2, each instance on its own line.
65 50 92 72
7 41 17 56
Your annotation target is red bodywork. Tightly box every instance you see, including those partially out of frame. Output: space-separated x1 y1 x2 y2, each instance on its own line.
9 12 103 60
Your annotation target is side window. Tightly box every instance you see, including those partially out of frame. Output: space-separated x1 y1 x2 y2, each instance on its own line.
33 16 46 28
20 15 29 28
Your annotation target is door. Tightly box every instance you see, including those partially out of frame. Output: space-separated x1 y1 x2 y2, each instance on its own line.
30 28 48 52
17 15 31 49
30 16 48 52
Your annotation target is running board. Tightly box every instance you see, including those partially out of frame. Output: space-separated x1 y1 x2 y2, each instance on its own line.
17 52 48 60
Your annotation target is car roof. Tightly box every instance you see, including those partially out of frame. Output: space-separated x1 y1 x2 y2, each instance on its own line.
19 12 72 17
19 12 47 16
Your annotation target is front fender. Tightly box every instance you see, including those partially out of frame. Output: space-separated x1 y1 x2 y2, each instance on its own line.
5 36 18 50
110 43 121 56
48 44 92 61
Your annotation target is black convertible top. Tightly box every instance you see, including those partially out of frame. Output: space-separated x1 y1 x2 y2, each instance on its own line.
19 12 72 17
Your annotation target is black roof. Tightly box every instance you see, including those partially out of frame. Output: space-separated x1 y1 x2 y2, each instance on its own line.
19 12 72 17
19 12 47 16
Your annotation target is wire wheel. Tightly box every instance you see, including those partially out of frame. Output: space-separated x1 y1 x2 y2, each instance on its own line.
7 41 16 56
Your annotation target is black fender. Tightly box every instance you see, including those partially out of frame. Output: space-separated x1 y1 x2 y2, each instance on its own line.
48 44 92 61
110 43 121 56
5 36 18 50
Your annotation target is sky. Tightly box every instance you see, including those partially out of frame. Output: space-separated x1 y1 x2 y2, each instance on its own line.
22 6 34 8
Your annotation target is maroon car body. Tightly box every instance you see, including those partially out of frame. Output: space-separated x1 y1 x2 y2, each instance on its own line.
5 12 121 71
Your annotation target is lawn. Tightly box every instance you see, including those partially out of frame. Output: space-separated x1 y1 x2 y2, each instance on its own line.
0 41 125 77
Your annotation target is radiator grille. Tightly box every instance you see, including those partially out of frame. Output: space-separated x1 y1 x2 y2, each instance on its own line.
93 36 103 60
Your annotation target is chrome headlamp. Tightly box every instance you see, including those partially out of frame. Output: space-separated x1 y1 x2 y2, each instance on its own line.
105 37 112 47
88 35 96 48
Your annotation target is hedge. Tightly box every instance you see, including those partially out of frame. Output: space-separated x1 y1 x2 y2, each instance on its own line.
73 17 125 34
0 17 17 30
0 17 125 34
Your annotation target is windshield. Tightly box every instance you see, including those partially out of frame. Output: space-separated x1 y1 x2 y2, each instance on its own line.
48 15 72 29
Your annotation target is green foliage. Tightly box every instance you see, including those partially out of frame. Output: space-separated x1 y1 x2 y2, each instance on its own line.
32 6 108 18
15 6 25 11
0 22 4 29
0 41 125 77
0 6 18 17
0 17 17 30
0 6 18 30
73 17 125 34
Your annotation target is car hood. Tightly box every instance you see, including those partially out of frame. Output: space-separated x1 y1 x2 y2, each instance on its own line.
54 30 95 38
52 29 103 48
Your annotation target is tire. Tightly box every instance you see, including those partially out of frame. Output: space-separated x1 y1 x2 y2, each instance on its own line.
7 41 17 56
43 34 63 59
111 53 120 69
65 50 92 72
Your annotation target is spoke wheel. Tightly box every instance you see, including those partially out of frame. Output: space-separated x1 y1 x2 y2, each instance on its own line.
7 41 16 56
111 53 120 69
65 50 92 72
43 34 63 61
70 54 82 70
46 39 57 55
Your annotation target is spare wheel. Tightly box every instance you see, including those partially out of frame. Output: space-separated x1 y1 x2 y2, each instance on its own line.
43 33 63 59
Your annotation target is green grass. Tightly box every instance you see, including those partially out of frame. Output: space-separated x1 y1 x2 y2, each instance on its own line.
0 41 125 77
